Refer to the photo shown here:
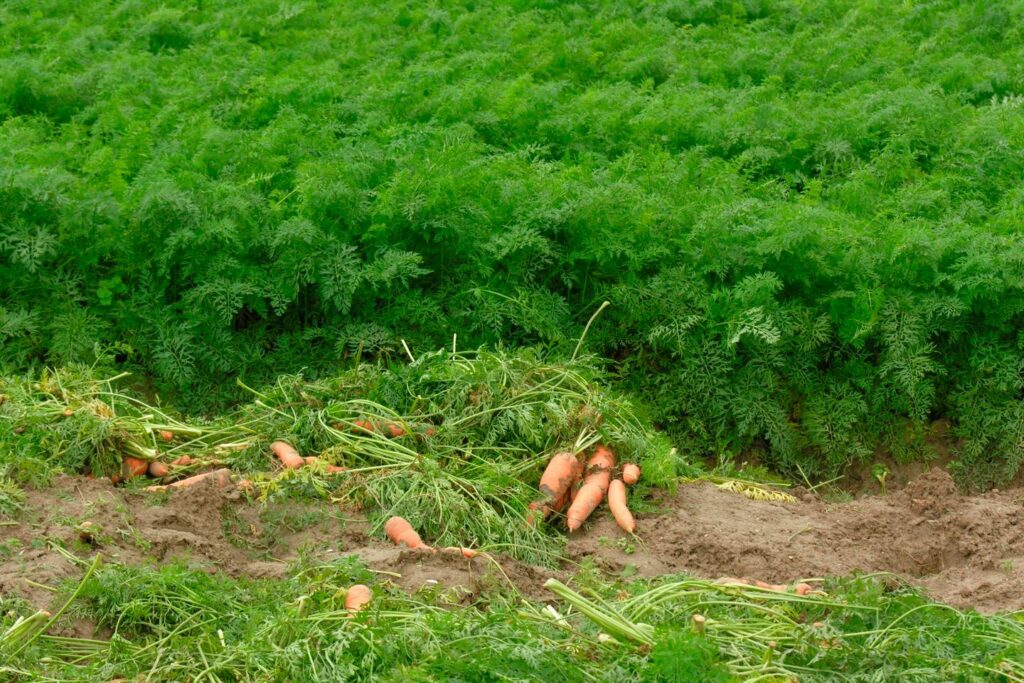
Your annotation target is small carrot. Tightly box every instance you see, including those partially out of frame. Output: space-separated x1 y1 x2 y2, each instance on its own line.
794 582 814 596
145 468 231 492
158 430 174 442
383 422 405 438
271 441 304 469
170 455 192 466
304 456 347 474
345 584 372 612
352 420 375 433
122 457 149 479
607 479 636 533
443 546 479 559
622 463 640 486
148 461 169 478
385 516 432 551
566 482 605 531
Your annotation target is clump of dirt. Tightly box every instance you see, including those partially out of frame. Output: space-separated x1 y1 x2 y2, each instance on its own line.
569 467 1024 612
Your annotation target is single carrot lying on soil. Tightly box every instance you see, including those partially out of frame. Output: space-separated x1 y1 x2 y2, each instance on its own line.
622 463 640 486
145 468 231 492
345 585 372 612
385 516 433 551
607 479 636 533
527 452 582 524
271 441 305 469
443 546 479 559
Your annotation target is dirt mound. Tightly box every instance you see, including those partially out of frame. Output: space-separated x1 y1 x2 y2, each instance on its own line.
0 475 553 613
2 469 1021 614
570 468 1024 612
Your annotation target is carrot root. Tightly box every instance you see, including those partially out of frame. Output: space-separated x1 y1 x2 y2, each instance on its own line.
622 463 640 486
345 584 373 612
145 468 231 492
271 441 305 469
607 479 636 533
566 482 605 531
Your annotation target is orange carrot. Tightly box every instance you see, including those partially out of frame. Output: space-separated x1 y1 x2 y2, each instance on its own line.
622 463 640 486
303 456 347 474
122 456 149 479
352 420 375 433
271 441 304 469
383 422 406 438
385 516 432 550
170 455 192 466
566 482 605 531
443 546 479 559
345 584 372 612
145 468 231 492
794 582 814 596
158 430 174 442
527 452 582 524
148 461 169 478
583 445 615 493
607 479 636 533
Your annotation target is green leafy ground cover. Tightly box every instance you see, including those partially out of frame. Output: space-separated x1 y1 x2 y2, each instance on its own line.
2 0 1023 484
2 556 1022 682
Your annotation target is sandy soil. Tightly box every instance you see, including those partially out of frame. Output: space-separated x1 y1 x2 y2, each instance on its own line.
1 468 1021 622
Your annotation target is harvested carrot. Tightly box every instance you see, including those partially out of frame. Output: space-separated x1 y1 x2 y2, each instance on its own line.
383 422 405 438
271 441 304 469
607 479 636 533
170 455 191 466
527 451 583 524
566 482 605 531
148 461 169 478
352 420 375 433
145 468 231 492
303 456 347 474
583 445 615 493
345 584 372 612
385 516 432 551
443 546 479 559
794 582 814 596
122 456 149 479
622 463 640 486
158 430 174 442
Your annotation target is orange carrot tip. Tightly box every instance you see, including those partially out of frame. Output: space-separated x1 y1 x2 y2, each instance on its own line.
148 461 169 478
158 430 175 442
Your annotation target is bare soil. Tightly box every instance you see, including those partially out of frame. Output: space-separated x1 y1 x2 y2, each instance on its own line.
1 468 1021 619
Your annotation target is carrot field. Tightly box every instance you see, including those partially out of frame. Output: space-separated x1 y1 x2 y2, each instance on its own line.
2 1 1023 680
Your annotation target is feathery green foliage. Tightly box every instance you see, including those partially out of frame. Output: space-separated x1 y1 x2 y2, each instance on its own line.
2 0 1023 486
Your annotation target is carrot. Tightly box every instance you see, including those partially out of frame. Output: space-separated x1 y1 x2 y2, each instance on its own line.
622 463 640 486
122 456 149 479
271 441 304 469
352 420 375 433
304 456 347 474
345 584 372 612
794 582 814 596
607 479 636 533
583 445 615 493
158 430 174 442
566 482 605 531
383 422 406 438
443 546 479 559
145 468 231 492
527 451 582 524
148 461 169 478
170 455 191 466
384 516 432 551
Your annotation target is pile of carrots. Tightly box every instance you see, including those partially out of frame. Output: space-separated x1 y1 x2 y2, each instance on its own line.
529 445 640 534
